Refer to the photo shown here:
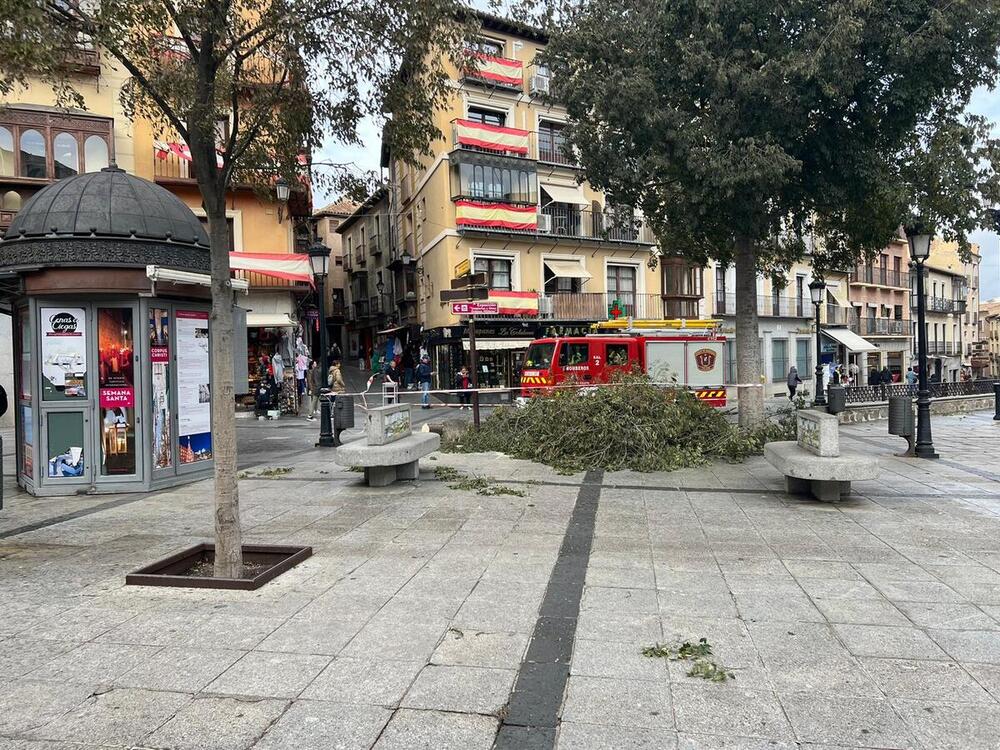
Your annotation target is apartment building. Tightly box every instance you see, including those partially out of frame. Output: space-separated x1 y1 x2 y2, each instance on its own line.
1 38 313 413
381 12 700 390
926 240 984 376
915 259 967 382
846 231 912 382
313 199 358 355
982 299 1000 377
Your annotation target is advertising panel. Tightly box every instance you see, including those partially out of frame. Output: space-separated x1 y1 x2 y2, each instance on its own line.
98 308 136 475
46 412 85 478
150 308 172 470
176 310 212 463
40 307 87 400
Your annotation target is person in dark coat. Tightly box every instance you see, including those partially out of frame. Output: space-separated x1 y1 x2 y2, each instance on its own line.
867 368 880 386
455 366 472 409
881 366 893 384
786 366 802 400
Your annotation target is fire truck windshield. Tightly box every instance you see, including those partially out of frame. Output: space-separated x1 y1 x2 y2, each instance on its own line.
523 342 555 369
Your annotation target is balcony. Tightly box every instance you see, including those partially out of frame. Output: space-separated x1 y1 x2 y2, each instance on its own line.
851 317 907 336
368 234 383 256
454 200 654 245
712 293 809 318
453 119 531 159
825 304 855 326
538 292 665 321
153 149 193 181
927 341 961 356
460 51 524 91
914 296 967 314
850 265 911 288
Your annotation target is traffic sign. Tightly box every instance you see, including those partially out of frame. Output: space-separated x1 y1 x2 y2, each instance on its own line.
451 301 499 315
451 272 487 289
440 287 490 302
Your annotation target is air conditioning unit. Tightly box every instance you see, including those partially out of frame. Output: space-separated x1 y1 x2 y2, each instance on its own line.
530 75 550 96
537 214 553 233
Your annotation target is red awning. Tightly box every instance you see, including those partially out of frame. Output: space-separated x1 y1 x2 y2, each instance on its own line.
229 252 313 286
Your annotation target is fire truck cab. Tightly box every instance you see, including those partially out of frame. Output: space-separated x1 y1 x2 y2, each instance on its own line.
519 319 727 406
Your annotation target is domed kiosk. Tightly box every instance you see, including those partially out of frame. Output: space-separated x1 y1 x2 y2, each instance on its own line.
0 166 241 497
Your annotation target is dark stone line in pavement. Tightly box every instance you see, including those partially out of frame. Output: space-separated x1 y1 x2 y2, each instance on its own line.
842 431 1000 484
494 469 603 750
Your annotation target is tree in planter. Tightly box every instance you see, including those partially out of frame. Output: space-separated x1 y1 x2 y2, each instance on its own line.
537 0 1000 425
1 0 467 576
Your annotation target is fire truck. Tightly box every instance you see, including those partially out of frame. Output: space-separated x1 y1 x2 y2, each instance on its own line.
519 319 728 406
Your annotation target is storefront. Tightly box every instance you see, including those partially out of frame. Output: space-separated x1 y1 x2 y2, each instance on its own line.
422 320 593 400
0 166 229 496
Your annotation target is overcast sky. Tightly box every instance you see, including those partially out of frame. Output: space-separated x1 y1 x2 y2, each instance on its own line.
314 72 1000 300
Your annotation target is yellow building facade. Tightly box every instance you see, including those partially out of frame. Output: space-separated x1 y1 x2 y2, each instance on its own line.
377 13 695 391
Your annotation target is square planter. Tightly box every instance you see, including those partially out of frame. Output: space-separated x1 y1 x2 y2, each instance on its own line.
126 543 312 590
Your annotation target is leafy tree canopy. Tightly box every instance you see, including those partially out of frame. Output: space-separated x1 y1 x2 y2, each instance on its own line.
537 0 1000 275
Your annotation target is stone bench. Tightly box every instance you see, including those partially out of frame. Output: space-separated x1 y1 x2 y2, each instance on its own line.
332 404 439 486
764 408 879 502
335 431 440 487
764 441 878 502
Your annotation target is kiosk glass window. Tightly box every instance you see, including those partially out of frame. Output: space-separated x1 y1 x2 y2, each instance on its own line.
46 412 86 479
98 308 136 476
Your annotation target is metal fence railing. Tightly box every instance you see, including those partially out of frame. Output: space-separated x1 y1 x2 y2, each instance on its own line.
843 378 995 404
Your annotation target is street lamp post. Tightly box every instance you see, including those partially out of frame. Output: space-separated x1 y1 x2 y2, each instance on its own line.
907 227 938 459
809 278 826 406
308 242 335 447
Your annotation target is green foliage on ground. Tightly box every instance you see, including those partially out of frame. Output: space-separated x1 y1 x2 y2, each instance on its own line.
642 637 735 682
444 375 795 473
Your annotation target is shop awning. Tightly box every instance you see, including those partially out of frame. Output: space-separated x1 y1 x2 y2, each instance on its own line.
377 325 407 335
822 327 878 353
462 339 535 351
544 258 593 280
246 313 297 328
540 182 588 207
229 252 313 286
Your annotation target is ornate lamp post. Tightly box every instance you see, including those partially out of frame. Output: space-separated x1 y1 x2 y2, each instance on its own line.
308 241 335 447
809 278 826 406
907 226 938 458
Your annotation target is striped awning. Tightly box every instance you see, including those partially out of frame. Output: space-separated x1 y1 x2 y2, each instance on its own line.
454 119 530 155
229 252 313 286
455 200 537 231
466 52 523 86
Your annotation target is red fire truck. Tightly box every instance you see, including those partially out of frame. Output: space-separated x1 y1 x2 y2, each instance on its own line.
519 320 727 406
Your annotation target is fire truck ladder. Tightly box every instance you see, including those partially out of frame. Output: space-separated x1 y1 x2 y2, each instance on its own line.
590 319 721 336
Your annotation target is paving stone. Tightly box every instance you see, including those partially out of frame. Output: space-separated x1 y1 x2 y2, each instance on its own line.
676 735 799 749
556 722 679 749
27 642 163 684
29 687 191 745
19 605 140 643
963 662 1000 701
894 601 999 630
796 578 883 601
561 675 673 729
204 651 331 698
255 615 366 655
859 657 995 702
873 579 966 603
570 638 667 681
143 695 288 750
927 629 1000 664
0 638 77 680
252 699 391 749
892 699 1000 750
779 692 916 747
372 708 498 750
832 624 949 660
672 684 793 740
115 646 245 692
431 628 529 669
0 680 94 736
812 597 910 626
401 664 515 715
301 657 423 706
581 586 659 614
340 615 451 661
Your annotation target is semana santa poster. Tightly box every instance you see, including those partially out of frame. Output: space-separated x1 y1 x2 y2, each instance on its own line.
176 310 212 463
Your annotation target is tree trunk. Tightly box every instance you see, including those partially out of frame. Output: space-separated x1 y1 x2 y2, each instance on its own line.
204 195 243 578
734 236 764 427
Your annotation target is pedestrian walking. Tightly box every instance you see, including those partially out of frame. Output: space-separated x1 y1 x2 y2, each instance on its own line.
868 367 880 387
417 356 434 409
304 360 322 420
294 352 308 398
786 366 802 401
455 366 472 409
880 365 893 399
328 359 346 394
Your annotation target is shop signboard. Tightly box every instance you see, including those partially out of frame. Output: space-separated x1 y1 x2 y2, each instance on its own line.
176 310 212 463
40 307 87 400
150 308 172 470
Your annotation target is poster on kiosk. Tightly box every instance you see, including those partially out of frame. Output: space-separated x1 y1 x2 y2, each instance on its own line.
176 310 212 463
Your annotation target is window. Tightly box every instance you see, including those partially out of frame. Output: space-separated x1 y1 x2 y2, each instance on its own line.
2 190 20 210
467 37 504 56
544 268 580 294
772 339 789 382
538 120 568 163
474 257 512 290
197 216 235 252
715 265 727 310
467 106 506 128
607 264 637 312
334 256 343 267
0 127 12 176
456 163 535 203
53 133 79 178
796 339 811 375
83 135 109 172
606 344 629 367
559 342 589 367
725 340 736 384
19 129 46 178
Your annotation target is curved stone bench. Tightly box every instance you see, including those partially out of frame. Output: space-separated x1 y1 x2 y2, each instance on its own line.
764 441 879 502
335 432 440 487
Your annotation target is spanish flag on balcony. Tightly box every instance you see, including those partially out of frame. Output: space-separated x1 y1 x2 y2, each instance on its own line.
455 200 537 231
489 291 539 316
466 52 523 86
454 119 530 155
